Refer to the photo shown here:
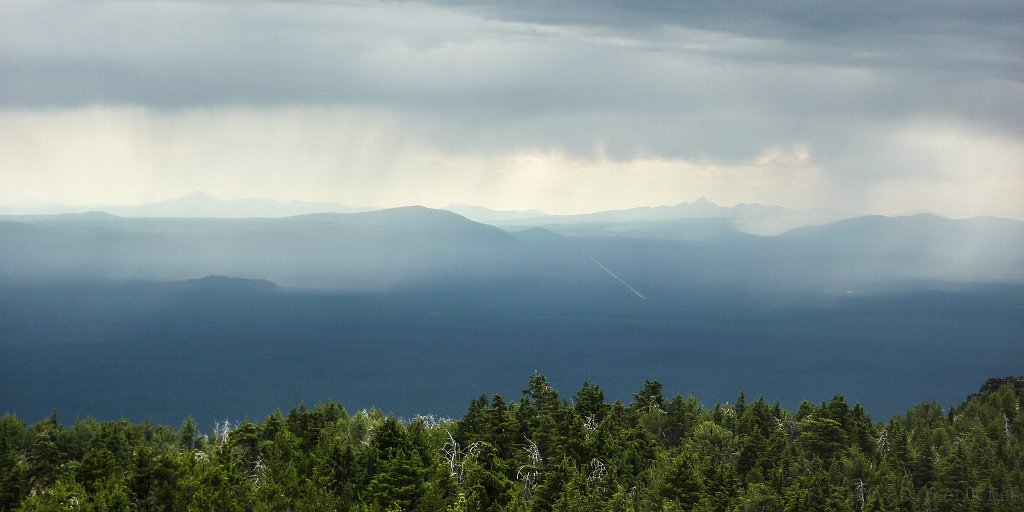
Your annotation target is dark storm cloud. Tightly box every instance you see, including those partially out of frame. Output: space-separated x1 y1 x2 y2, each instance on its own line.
4 1 1020 107
418 0 1023 71
1 0 1022 217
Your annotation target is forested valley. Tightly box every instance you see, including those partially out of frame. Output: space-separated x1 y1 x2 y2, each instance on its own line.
1 375 1022 512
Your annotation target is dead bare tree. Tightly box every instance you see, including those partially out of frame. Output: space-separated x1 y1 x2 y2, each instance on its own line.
517 438 543 503
442 430 479 486
854 479 866 512
589 458 606 482
359 425 374 447
775 416 797 440
213 419 232 446
1004 412 1013 445
876 429 889 457
251 457 266 487
413 414 452 430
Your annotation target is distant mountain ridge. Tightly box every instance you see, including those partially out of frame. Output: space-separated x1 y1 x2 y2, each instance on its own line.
781 213 1024 258
0 192 369 218
0 205 519 291
445 204 546 222
481 197 858 236
3 203 1023 293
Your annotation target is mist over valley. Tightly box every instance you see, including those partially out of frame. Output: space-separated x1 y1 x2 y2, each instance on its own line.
2 197 1021 426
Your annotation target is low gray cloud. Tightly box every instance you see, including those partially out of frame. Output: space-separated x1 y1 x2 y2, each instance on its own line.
1 0 1022 217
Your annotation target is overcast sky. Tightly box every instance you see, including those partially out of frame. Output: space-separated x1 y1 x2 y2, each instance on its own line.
1 0 1022 217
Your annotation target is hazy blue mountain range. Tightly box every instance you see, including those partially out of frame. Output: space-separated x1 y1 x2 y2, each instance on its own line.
1 204 1022 426
482 197 859 236
444 203 547 222
0 206 518 290
3 194 849 234
2 205 1021 292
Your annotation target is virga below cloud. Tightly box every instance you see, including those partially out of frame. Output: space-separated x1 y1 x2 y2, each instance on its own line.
1 0 1021 217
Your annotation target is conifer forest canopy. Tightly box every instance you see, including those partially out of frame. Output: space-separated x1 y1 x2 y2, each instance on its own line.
1 375 1023 511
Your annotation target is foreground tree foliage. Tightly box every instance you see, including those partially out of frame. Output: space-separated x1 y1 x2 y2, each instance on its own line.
1 375 1022 511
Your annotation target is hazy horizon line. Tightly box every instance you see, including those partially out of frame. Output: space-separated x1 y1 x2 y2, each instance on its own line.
4 190 1023 222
